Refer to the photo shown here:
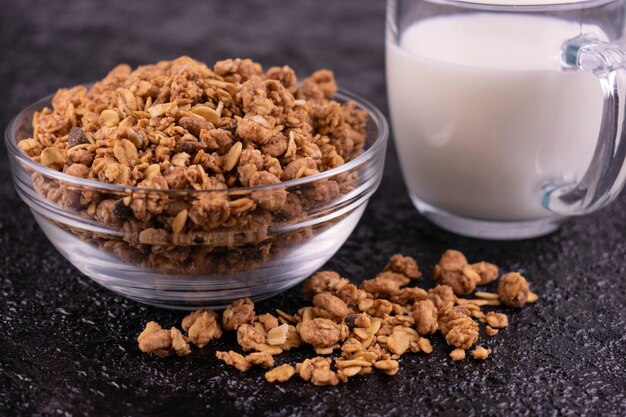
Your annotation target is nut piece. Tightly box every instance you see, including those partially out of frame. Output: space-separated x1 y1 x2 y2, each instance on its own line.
137 321 173 358
171 209 188 234
222 298 255 331
472 346 492 360
498 272 530 307
387 330 411 356
418 337 433 354
298 318 347 348
223 141 243 171
450 348 466 361
410 300 439 335
433 250 480 296
312 292 350 322
191 105 220 123
265 364 296 383
40 147 66 170
472 262 499 285
384 254 421 279
182 309 222 348
485 312 509 329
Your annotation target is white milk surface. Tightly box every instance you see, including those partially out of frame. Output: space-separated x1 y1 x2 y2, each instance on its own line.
387 14 606 220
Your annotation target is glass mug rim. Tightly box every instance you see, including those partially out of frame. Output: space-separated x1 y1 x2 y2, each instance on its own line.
416 0 618 12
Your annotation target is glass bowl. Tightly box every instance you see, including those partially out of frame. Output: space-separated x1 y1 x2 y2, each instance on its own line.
5 89 388 309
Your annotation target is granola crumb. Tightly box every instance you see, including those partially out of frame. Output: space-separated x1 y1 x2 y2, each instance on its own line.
296 357 340 386
245 351 275 368
222 298 255 331
410 300 438 335
471 262 499 285
170 327 191 357
137 321 173 358
472 346 492 360
418 337 433 354
312 292 350 322
385 254 421 279
485 312 509 329
265 364 296 383
450 348 466 361
485 325 499 336
297 318 347 348
182 309 222 348
427 284 455 310
303 271 348 299
433 250 480 296
216 350 251 372
374 359 399 375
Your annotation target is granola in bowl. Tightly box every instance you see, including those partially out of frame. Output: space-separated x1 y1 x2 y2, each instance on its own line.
6 56 388 308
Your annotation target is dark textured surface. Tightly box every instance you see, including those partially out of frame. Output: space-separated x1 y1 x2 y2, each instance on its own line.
1 1 625 416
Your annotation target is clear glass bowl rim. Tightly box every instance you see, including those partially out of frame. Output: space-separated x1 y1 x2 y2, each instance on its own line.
5 87 389 195
405 0 617 11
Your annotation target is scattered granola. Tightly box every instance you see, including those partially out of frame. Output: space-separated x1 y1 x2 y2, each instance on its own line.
21 56 368 274
137 250 538 386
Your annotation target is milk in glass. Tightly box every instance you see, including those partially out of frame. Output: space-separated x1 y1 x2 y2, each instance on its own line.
386 14 606 220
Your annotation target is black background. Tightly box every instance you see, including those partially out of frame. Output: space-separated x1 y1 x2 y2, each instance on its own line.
1 1 625 416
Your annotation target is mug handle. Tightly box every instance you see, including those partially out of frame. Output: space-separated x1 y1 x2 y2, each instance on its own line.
542 34 626 215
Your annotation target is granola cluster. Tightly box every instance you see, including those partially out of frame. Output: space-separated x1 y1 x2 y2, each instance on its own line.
19 56 368 273
138 250 539 384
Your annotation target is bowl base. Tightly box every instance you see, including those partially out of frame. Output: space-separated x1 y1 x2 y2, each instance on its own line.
31 205 366 309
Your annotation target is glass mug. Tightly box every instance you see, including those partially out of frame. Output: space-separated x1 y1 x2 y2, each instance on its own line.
386 0 626 239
